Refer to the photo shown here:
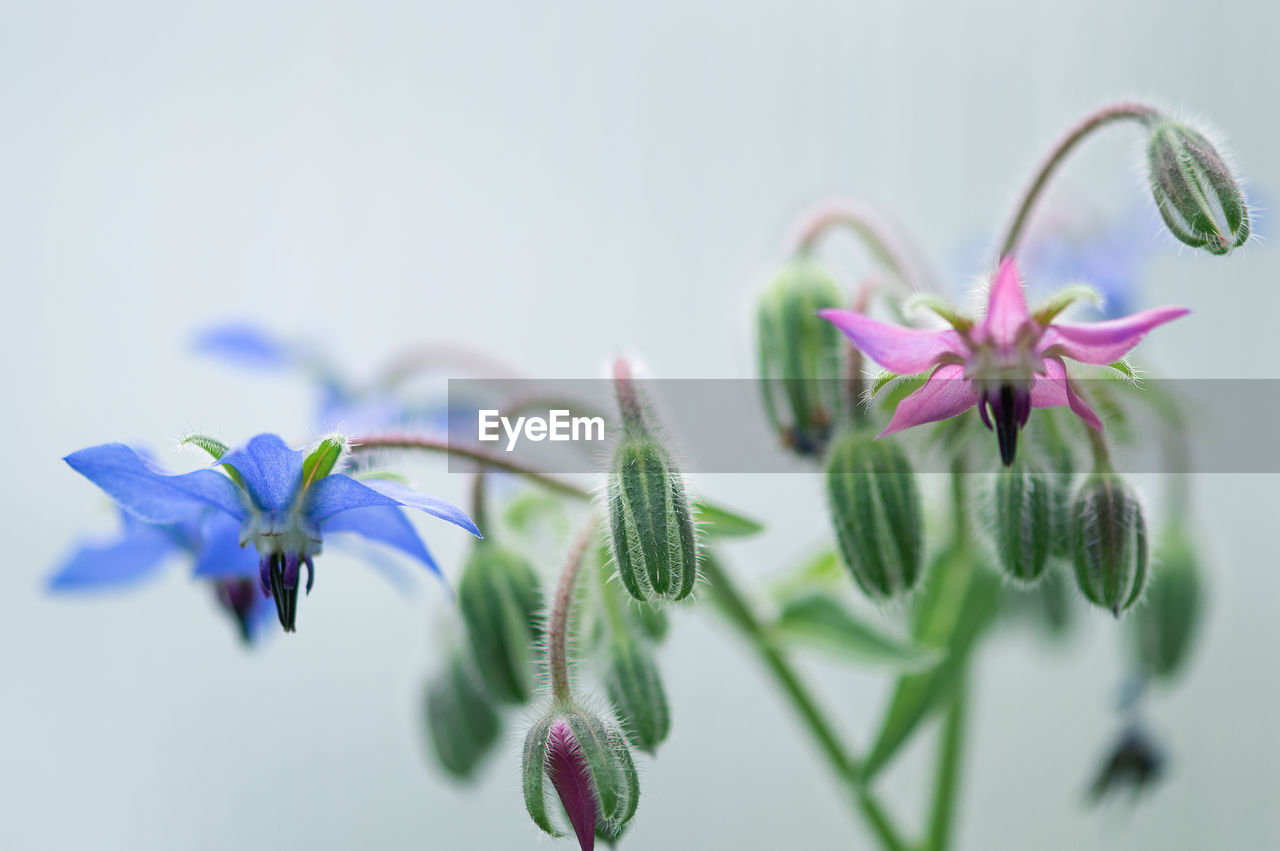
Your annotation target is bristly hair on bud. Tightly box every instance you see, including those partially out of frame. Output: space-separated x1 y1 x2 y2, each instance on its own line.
824 428 923 601
606 360 700 603
988 459 1054 584
1145 117 1251 255
605 637 671 754
756 259 846 456
1070 473 1149 616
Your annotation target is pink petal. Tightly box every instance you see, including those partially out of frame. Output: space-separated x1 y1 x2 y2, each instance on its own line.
979 258 1033 347
880 363 978 436
819 309 964 374
1030 358 1103 430
547 721 598 851
1039 306 1190 365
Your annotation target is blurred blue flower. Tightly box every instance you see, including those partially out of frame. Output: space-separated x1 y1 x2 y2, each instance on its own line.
65 434 480 633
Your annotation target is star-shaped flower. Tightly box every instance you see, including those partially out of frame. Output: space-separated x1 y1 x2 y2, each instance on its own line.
65 433 480 632
818 259 1189 465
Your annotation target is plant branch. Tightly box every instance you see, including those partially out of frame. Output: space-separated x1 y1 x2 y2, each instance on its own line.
548 517 598 703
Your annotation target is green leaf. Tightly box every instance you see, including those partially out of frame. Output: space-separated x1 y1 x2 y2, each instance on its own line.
180 433 229 460
303 435 347 488
773 594 938 670
903 294 974 331
860 545 1001 782
693 499 764 538
766 548 844 603
1032 284 1103 325
503 490 570 538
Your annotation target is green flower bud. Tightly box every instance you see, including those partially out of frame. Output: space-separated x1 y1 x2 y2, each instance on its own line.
457 542 543 704
1070 474 1149 615
990 461 1054 584
523 706 639 848
756 260 846 456
1147 119 1250 255
607 435 699 603
824 429 923 600
423 652 502 780
1131 528 1203 681
605 638 670 754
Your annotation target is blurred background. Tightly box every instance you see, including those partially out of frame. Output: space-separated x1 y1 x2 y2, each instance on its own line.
2 1 1276 848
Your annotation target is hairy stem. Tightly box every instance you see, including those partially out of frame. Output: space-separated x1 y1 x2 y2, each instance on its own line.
613 358 645 433
349 434 591 501
998 102 1160 259
793 200 927 291
548 517 598 703
700 555 910 851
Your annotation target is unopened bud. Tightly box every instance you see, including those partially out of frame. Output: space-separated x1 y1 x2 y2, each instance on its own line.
423 652 502 780
990 461 1054 584
1070 474 1149 615
523 707 639 851
457 542 543 704
605 638 670 754
1147 119 1250 255
1131 528 1203 681
825 429 923 600
756 260 845 456
607 435 699 603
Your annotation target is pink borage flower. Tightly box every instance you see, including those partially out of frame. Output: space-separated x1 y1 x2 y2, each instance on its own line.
818 259 1189 465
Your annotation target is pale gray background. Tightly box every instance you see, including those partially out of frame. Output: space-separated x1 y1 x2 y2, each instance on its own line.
2 1 1277 849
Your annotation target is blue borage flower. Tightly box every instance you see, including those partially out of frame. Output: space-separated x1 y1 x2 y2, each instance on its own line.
64 433 480 633
48 508 275 643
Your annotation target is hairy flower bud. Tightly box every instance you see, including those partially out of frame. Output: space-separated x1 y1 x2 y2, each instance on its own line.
423 652 502 780
1146 119 1250 255
1131 528 1203 681
523 707 639 851
605 638 670 754
756 260 845 456
607 435 699 603
457 542 543 704
825 430 923 600
1070 474 1149 615
990 461 1054 584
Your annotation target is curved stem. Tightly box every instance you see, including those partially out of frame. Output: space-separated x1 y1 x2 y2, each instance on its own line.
793 200 925 290
1083 423 1113 473
548 517 598 703
700 555 910 851
348 434 591 501
998 102 1160 259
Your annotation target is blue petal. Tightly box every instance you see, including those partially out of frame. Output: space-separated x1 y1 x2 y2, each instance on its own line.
48 525 178 591
219 434 305 512
192 513 260 580
66 444 248 524
323 505 440 575
307 474 481 538
192 322 292 370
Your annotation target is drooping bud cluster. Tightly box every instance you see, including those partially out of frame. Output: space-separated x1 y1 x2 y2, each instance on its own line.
1070 474 1149 615
523 707 639 851
1130 528 1203 681
824 429 923 600
423 651 502 780
457 541 544 703
606 364 699 603
1146 119 1250 255
989 461 1054 584
756 260 846 456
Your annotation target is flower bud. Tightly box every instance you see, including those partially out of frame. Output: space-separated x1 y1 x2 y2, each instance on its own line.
605 639 670 754
1130 528 1203 681
1070 474 1149 615
523 707 639 851
1146 119 1250 255
423 652 502 780
989 462 1054 584
824 429 923 600
457 542 543 704
756 260 845 456
607 435 699 603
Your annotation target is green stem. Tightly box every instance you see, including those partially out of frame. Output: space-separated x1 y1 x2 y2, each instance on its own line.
997 102 1160 259
349 434 592 501
1083 423 1113 473
547 517 598 703
793 201 926 289
925 682 968 851
700 555 910 851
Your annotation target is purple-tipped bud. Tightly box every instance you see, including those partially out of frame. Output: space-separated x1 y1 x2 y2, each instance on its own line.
523 708 639 851
1146 119 1250 255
